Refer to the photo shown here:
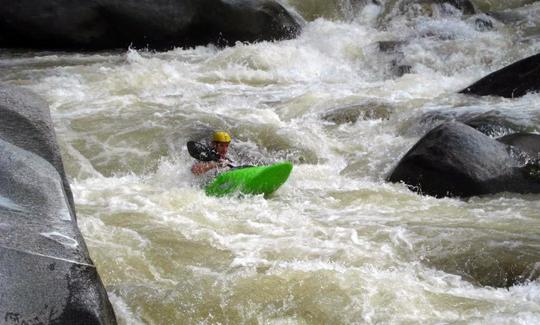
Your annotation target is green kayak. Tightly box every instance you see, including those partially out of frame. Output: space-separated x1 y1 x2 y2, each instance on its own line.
205 162 293 197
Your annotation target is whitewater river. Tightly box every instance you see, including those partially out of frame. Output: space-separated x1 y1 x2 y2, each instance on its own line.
2 0 540 323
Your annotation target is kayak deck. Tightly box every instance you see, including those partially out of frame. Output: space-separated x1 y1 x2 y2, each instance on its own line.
205 162 293 197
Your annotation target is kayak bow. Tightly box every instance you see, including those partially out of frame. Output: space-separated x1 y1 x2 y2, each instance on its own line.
205 162 293 197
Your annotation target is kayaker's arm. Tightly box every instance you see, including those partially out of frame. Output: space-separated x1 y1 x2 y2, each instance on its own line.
191 160 231 175
191 161 218 175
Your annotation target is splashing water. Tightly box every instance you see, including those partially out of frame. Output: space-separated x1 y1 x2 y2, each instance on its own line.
2 0 540 323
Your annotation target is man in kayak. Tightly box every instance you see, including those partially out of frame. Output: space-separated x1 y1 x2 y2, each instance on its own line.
191 131 232 175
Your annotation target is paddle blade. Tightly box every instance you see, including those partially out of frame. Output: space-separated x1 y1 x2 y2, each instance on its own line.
187 141 220 161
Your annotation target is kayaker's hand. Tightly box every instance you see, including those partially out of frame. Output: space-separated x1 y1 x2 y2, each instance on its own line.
217 159 229 168
191 161 218 175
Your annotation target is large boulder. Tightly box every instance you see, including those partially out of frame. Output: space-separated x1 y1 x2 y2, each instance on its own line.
0 85 116 324
460 52 540 98
0 0 302 51
388 122 540 197
0 85 76 214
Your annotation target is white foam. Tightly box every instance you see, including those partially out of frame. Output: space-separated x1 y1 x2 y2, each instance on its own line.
4 7 540 323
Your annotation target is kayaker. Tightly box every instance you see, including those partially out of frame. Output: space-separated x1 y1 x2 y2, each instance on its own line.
191 131 232 175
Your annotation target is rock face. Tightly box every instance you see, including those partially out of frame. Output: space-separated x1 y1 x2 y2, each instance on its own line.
0 86 76 214
460 53 540 98
0 0 302 51
0 85 116 324
497 133 540 159
388 122 540 197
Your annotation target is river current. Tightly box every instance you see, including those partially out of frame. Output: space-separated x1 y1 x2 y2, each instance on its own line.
2 0 540 324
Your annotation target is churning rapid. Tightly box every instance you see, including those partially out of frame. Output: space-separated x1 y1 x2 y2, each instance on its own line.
2 0 540 323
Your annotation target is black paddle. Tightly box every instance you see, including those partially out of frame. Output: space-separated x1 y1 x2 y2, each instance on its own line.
187 141 220 162
186 141 254 169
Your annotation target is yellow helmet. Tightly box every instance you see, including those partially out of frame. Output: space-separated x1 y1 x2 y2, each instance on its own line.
213 131 231 143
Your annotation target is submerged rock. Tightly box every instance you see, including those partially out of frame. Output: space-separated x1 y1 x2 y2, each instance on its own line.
0 0 302 51
464 111 537 137
425 241 540 288
383 0 475 20
460 52 540 98
387 122 540 197
376 41 412 77
321 102 393 124
0 85 116 324
412 108 539 139
497 133 540 160
287 0 381 22
377 40 407 53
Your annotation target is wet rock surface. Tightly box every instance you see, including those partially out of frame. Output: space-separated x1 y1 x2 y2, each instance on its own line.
424 239 540 288
0 0 302 51
460 52 540 98
321 101 393 124
0 84 116 324
388 122 540 197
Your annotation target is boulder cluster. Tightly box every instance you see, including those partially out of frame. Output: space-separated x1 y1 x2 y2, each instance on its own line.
388 53 540 198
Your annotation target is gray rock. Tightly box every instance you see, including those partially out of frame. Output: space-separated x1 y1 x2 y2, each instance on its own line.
0 0 302 51
378 40 407 53
463 110 538 137
497 133 540 160
424 239 540 288
413 108 538 138
0 84 75 214
321 102 393 124
0 86 116 324
376 41 412 77
387 122 540 197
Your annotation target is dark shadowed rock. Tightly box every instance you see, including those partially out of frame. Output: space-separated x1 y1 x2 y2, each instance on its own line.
460 52 540 98
387 122 540 197
0 86 116 324
378 41 407 53
471 15 495 32
497 133 540 159
390 60 412 77
0 0 302 51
